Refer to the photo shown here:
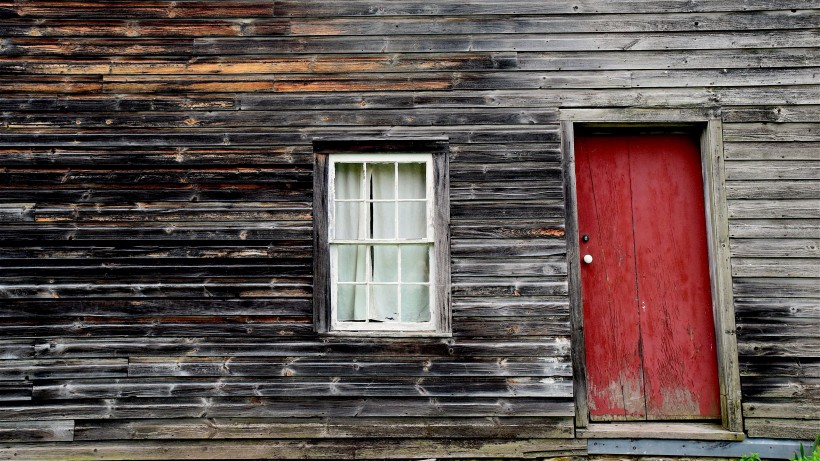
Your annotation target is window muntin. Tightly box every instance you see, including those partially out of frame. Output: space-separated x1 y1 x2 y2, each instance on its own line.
329 153 435 331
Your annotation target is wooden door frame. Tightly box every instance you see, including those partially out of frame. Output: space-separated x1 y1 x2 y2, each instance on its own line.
561 118 743 433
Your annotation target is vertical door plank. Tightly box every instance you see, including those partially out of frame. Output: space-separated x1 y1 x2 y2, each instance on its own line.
575 136 646 421
628 135 721 420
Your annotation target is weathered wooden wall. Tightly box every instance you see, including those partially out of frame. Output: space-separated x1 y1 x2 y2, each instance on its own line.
0 1 817 458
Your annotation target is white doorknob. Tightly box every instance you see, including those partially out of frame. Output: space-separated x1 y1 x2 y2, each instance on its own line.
583 254 593 264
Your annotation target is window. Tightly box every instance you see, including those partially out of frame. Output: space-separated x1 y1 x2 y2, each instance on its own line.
313 140 450 334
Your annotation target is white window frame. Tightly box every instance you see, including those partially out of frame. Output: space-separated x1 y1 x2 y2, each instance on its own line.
328 153 437 332
313 138 452 338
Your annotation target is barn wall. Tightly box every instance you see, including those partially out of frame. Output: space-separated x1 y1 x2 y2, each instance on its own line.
0 1 817 458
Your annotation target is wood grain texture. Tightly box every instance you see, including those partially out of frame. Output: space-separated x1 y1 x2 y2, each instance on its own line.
0 0 816 453
71 417 575 440
0 438 586 460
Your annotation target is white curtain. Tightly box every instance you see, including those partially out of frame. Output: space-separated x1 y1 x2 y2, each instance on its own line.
335 163 367 321
336 162 430 323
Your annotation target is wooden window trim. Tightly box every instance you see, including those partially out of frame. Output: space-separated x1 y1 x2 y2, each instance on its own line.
313 139 451 336
560 119 743 435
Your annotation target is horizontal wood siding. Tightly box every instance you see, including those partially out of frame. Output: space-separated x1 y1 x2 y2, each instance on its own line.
0 0 817 457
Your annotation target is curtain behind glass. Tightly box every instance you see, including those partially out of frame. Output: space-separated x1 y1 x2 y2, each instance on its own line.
335 164 367 321
335 161 430 324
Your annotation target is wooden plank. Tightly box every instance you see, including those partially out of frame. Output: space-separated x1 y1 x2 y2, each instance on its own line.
190 32 820 55
723 105 820 123
520 48 820 71
737 317 820 337
451 183 563 201
728 199 820 219
0 224 310 241
703 118 744 431
743 402 820 419
0 299 313 318
0 281 312 299
450 162 562 182
0 262 312 280
3 2 276 19
431 147 454 335
6 9 818 37
0 245 312 261
730 238 820 258
453 297 569 317
73 416 575 440
0 316 315 338
0 382 32 401
573 134 646 421
730 220 820 239
0 437 586 460
450 143 562 163
3 108 560 128
452 279 568 297
732 258 820 278
723 142 820 161
723 123 820 142
452 260 567 277
0 340 35 360
0 19 277 38
32 376 574 399
561 120 590 428
0 396 575 420
286 11 820 35
0 146 311 167
127 357 570 378
0 95 238 112
451 201 564 220
725 161 820 180
629 134 721 420
451 239 567 258
0 201 311 222
0 420 74 443
734 298 820 319
453 316 570 336
726 180 820 200
0 359 127 381
733 277 820 298
237 87 820 111
738 338 820 358
745 418 820 439
31 337 572 359
450 222 565 239
579 422 743 441
740 357 820 378
271 1 815 16
0 127 562 146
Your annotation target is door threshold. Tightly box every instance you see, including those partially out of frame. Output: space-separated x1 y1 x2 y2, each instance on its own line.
578 422 744 441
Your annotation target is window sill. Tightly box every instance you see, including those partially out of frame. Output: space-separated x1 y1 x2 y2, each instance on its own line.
320 330 452 338
578 422 744 441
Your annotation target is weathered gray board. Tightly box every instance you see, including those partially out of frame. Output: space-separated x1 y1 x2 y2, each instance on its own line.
0 0 817 458
588 438 816 459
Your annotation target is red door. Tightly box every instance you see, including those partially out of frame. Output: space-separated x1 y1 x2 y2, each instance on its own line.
575 133 721 421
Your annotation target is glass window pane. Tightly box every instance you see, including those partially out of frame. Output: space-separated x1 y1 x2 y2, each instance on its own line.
337 284 367 321
401 285 430 322
398 163 426 199
337 245 367 283
369 163 395 200
335 163 363 200
401 245 429 283
371 202 396 239
371 284 398 322
372 245 398 282
397 202 426 239
335 201 363 240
